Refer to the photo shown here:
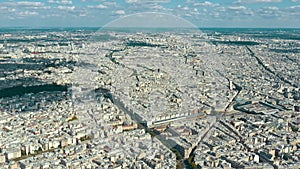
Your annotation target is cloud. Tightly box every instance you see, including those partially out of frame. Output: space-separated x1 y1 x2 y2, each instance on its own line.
256 0 281 2
254 5 284 18
287 5 300 15
125 0 170 3
0 0 298 28
264 6 279 10
225 6 255 17
286 5 300 15
228 6 247 10
236 0 282 3
16 1 45 6
115 10 125 15
183 6 189 10
107 13 196 28
290 5 300 9
18 11 39 17
0 1 50 10
48 0 73 5
194 1 219 7
148 4 172 12
57 5 75 11
87 4 108 9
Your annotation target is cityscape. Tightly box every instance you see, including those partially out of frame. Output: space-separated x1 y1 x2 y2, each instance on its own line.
0 26 299 169
0 0 300 169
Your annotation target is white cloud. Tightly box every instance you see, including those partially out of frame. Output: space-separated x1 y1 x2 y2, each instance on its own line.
9 8 16 12
96 4 108 9
16 1 44 6
126 0 140 2
183 6 189 10
150 4 172 11
1 1 49 9
48 0 73 5
0 6 8 10
264 6 279 10
290 5 300 9
256 0 281 2
228 6 247 10
194 1 219 7
0 1 50 10
88 4 108 9
236 0 282 3
107 13 196 28
225 6 255 16
287 5 300 15
125 0 170 3
103 2 118 7
217 7 226 12
18 11 39 17
115 10 125 15
57 5 75 11
256 5 284 17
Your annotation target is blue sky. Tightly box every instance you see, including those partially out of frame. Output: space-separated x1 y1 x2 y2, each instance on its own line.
0 0 299 28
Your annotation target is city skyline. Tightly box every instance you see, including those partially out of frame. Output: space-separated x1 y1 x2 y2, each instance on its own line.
0 2 299 168
0 0 300 28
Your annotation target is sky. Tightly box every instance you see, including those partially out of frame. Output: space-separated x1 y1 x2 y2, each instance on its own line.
0 0 299 28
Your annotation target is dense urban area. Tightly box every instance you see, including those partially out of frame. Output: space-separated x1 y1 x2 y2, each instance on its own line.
0 28 299 169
